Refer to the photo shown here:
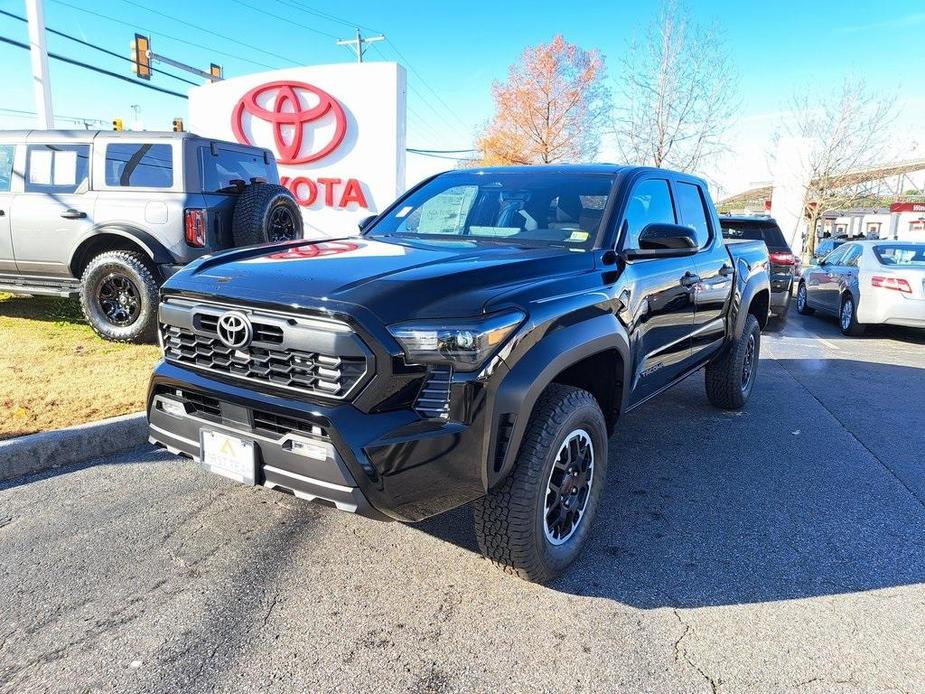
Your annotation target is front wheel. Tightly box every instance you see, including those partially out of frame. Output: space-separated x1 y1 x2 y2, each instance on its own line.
704 313 760 410
839 294 866 336
473 384 608 584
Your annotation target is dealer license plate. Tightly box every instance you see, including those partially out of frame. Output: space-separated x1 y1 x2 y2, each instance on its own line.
200 430 256 485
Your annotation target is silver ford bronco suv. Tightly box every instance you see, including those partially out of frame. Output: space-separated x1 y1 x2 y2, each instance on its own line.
0 129 303 342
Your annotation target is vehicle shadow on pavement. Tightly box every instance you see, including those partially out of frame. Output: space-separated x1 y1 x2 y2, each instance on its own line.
415 357 925 608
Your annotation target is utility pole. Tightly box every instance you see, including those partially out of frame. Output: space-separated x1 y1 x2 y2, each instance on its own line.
25 0 54 128
336 28 384 64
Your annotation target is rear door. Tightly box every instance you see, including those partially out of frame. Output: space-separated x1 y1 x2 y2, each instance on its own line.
0 143 15 272
806 244 848 312
618 176 697 404
676 181 732 361
11 142 96 277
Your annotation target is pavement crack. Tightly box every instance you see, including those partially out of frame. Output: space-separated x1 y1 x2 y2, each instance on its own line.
673 609 719 693
262 591 279 628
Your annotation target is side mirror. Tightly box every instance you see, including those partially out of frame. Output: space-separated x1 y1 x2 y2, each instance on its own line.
358 214 377 231
624 223 698 260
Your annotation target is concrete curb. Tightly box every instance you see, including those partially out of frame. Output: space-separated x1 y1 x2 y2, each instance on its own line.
0 412 147 482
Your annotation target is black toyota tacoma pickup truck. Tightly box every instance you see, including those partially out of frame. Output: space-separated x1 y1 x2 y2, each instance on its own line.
147 165 770 583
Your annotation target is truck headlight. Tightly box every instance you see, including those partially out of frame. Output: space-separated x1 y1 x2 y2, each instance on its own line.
388 310 525 371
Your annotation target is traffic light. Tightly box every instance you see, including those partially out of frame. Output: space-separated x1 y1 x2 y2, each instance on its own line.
172 117 184 132
209 63 223 81
112 118 124 131
131 33 151 80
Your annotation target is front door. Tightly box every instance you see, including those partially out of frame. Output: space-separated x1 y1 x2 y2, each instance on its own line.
618 177 697 404
11 143 95 277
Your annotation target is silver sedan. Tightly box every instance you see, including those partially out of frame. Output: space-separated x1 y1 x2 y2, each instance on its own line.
796 240 925 335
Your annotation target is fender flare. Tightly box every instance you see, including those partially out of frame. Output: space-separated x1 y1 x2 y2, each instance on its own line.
732 269 771 339
69 226 176 276
488 313 631 488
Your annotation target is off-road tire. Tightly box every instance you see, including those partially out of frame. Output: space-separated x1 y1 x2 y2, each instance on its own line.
231 183 303 247
839 294 866 337
796 281 814 315
473 384 608 584
705 313 760 410
79 250 160 343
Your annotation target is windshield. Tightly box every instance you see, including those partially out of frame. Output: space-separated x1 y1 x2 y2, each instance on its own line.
199 145 278 193
874 243 925 266
367 171 616 250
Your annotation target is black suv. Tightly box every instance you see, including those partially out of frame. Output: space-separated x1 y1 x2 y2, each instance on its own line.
148 166 770 582
720 215 797 324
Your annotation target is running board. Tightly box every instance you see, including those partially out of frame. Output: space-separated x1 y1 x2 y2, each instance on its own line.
0 277 80 298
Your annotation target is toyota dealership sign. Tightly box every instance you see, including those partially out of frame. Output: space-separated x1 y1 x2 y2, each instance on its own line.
189 63 407 237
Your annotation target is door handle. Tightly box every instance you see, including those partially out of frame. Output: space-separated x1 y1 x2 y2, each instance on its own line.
680 271 701 287
0 209 5 216
60 209 86 219
718 263 733 277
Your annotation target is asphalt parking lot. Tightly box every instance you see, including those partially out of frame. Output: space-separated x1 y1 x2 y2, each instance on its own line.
1 312 923 693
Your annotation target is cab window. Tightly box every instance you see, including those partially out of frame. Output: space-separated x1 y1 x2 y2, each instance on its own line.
623 179 676 249
0 145 14 193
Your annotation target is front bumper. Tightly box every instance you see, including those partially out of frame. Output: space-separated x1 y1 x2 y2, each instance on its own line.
147 361 498 522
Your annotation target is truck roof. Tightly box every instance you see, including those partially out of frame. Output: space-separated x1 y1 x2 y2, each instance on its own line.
441 164 711 188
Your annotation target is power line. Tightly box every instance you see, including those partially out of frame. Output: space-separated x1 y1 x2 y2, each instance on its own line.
49 0 281 71
271 0 382 34
0 106 107 125
0 34 188 99
383 38 471 132
407 148 479 154
231 0 340 40
0 8 197 86
112 0 301 66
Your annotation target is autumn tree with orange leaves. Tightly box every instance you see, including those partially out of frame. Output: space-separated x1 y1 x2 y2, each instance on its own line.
474 36 609 166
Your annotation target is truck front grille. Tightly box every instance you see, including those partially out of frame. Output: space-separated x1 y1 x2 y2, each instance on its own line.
159 299 371 400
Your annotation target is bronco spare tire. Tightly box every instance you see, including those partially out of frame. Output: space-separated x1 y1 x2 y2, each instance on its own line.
231 183 303 247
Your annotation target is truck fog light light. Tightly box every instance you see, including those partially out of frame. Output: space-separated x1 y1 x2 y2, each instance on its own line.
159 398 186 417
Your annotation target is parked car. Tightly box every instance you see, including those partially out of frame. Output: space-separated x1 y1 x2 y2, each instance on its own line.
0 130 303 342
720 215 797 325
812 237 846 262
796 240 925 335
147 165 770 583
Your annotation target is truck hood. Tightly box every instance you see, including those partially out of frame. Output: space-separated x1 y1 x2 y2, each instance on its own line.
166 236 595 324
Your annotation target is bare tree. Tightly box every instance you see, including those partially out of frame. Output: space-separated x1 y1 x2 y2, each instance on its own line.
613 0 737 172
784 78 897 256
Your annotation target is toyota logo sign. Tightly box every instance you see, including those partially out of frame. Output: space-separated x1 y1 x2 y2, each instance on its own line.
231 80 347 165
216 311 253 350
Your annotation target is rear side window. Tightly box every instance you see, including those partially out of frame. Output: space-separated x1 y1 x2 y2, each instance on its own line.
675 182 711 247
623 179 675 249
721 220 788 249
24 144 90 194
199 145 277 193
105 143 173 188
842 245 863 267
0 144 13 193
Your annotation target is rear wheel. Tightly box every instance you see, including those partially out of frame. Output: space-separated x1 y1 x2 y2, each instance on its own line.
839 294 866 336
705 313 760 410
473 385 608 584
796 282 814 315
79 250 159 343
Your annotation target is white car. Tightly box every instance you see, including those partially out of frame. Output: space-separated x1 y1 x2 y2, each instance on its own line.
795 240 925 335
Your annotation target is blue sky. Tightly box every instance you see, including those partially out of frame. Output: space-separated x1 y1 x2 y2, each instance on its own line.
0 0 923 194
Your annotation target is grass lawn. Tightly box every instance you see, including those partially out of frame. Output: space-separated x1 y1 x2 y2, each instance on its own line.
0 292 160 440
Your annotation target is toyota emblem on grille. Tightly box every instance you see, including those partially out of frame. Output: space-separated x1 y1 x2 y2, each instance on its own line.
216 311 252 349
